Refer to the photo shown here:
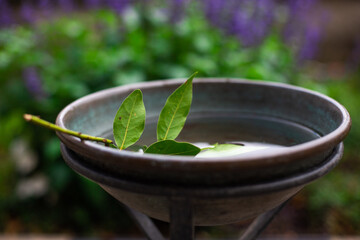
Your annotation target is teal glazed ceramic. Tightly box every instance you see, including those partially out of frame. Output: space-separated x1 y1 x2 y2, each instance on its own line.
56 79 351 186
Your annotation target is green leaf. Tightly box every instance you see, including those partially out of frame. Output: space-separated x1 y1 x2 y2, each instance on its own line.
196 144 244 158
196 144 269 158
144 140 200 156
157 72 197 141
113 89 146 150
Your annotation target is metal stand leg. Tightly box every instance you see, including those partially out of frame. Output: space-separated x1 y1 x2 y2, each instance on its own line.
238 200 289 240
170 197 194 240
124 205 166 240
124 199 289 240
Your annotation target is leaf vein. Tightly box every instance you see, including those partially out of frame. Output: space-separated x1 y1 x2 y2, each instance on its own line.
163 90 186 140
120 94 138 150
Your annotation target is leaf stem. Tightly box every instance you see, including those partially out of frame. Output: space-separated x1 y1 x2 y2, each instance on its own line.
200 147 214 151
23 114 115 146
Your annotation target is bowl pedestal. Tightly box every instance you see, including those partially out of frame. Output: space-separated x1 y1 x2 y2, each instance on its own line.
123 196 289 240
61 143 343 240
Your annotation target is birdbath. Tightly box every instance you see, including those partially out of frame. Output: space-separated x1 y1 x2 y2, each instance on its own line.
56 78 350 240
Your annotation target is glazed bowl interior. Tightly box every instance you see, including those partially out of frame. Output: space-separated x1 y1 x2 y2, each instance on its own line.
56 78 350 185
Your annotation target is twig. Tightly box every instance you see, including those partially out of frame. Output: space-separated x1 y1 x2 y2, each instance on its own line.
23 114 116 147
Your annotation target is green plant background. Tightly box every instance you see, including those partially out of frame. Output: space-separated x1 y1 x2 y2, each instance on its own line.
0 7 359 237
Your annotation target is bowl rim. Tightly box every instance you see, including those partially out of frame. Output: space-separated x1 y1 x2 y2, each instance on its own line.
56 78 351 168
60 142 343 197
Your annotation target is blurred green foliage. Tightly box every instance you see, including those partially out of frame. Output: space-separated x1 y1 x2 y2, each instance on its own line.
302 77 360 234
0 7 359 236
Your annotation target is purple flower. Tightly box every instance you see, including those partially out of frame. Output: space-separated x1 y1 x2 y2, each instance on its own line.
168 0 189 23
20 2 36 24
23 67 46 100
288 0 316 17
202 0 235 28
85 0 103 9
256 0 275 27
283 0 318 43
204 0 275 47
297 25 321 62
58 0 75 12
38 0 53 17
0 0 13 27
229 9 251 42
250 0 275 45
283 0 324 62
106 0 131 14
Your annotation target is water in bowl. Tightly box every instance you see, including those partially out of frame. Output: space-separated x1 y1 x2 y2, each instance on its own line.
101 114 321 156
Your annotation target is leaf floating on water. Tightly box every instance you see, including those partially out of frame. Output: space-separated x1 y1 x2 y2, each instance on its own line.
145 140 201 156
113 89 146 150
157 72 197 141
196 143 269 158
